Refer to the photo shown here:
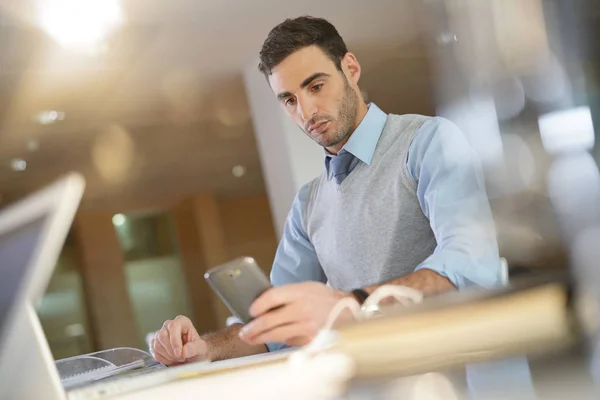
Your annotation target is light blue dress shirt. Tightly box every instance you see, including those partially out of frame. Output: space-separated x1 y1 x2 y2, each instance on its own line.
270 103 500 290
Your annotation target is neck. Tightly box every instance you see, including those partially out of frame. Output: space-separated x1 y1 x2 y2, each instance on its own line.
326 101 369 155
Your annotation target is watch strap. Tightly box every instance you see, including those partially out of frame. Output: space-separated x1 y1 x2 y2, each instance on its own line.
351 288 369 304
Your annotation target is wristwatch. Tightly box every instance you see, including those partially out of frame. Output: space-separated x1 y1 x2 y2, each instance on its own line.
351 288 369 304
351 288 383 316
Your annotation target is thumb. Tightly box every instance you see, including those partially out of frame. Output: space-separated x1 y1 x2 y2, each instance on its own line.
182 337 208 361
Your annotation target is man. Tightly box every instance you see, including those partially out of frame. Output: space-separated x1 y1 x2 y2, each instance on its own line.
151 16 500 366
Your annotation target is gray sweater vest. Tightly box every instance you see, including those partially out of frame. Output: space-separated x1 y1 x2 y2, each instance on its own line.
304 114 437 291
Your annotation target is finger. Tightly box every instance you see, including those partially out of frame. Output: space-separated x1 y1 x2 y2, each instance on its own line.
152 350 173 366
175 315 197 346
249 285 301 317
156 325 178 360
174 315 195 335
152 337 170 359
182 339 208 361
240 305 297 341
166 320 183 358
152 338 176 365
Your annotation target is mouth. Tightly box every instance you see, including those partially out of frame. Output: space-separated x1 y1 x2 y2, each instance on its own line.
307 121 330 135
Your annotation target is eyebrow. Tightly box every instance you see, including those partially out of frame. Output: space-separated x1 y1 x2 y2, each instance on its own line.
276 72 331 100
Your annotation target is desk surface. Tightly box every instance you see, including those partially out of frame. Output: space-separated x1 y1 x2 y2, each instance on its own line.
69 279 596 400
106 350 346 400
68 349 342 400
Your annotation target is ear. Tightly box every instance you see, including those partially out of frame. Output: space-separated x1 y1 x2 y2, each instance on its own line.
342 52 361 85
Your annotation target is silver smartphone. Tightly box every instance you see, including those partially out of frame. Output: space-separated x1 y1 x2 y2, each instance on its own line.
204 257 271 323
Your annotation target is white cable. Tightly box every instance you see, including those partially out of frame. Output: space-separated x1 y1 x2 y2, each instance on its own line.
294 297 361 359
292 285 424 359
362 285 424 316
323 296 363 330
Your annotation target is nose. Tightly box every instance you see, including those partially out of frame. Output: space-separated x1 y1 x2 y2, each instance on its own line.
297 96 317 122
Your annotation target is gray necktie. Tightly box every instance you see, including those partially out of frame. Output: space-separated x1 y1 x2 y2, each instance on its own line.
329 150 356 185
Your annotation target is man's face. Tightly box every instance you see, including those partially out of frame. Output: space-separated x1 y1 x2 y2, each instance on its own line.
268 45 360 151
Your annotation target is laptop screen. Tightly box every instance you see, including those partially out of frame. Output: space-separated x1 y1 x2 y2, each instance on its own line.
0 217 47 341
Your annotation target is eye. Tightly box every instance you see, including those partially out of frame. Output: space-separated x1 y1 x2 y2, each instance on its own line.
311 83 323 92
284 97 296 107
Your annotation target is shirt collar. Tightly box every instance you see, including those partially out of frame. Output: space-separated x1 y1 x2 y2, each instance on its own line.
325 103 387 166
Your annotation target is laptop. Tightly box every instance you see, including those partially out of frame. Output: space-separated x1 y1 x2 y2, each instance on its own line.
0 173 85 400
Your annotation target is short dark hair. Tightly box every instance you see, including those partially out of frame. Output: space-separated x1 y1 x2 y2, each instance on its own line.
258 16 348 77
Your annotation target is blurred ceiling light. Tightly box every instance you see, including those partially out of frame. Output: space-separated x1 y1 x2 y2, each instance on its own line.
64 323 85 338
27 140 40 152
538 107 594 154
232 165 246 178
36 110 65 125
37 0 124 51
112 213 126 227
436 32 458 46
10 159 27 171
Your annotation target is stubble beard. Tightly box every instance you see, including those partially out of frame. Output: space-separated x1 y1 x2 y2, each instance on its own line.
309 78 359 149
